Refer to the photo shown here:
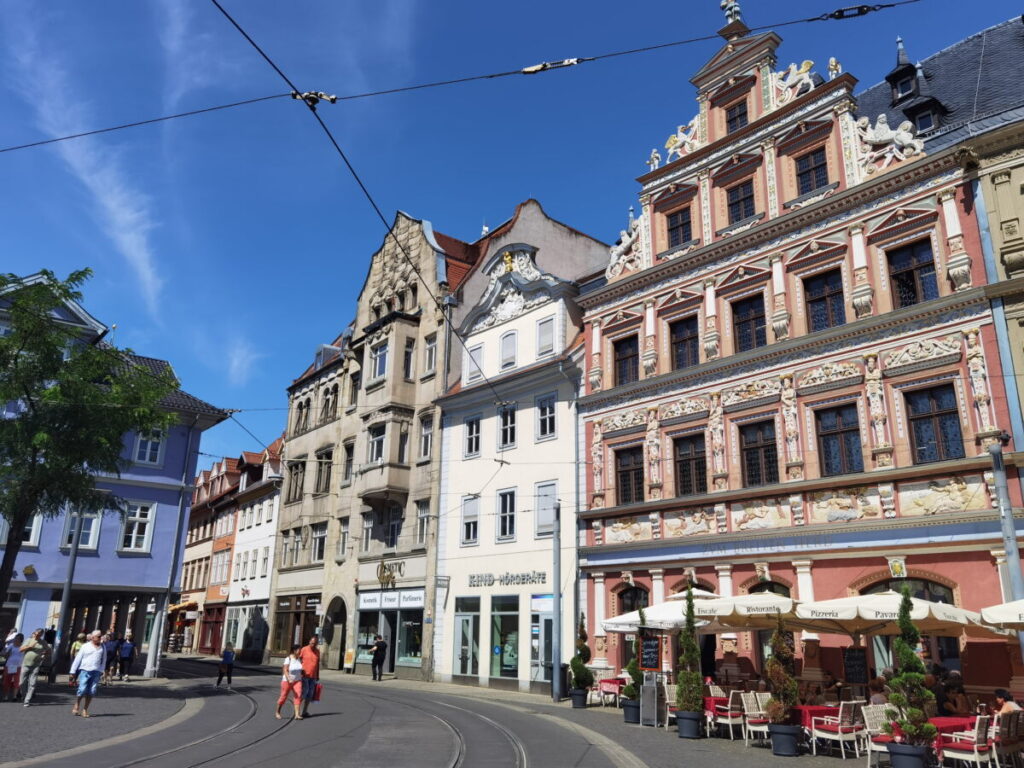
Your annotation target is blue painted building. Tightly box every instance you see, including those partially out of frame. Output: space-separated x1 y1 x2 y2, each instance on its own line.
0 286 226 652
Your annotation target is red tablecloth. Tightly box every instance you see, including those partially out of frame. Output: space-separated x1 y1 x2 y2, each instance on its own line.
792 705 839 728
704 696 729 715
930 716 975 734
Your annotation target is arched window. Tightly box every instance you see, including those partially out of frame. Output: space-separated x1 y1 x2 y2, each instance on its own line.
618 586 649 669
862 578 960 673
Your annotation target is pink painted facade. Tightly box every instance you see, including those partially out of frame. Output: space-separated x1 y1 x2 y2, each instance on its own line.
578 18 1024 690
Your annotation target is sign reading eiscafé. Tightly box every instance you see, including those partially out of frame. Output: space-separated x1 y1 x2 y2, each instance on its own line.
468 571 547 588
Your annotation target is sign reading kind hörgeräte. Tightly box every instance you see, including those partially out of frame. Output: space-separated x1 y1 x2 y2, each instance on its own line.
468 571 547 587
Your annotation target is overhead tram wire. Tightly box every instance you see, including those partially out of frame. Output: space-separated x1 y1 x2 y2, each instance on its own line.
0 1 922 156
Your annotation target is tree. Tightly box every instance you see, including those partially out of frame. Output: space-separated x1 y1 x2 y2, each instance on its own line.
764 614 799 723
883 586 937 746
622 606 646 700
570 612 594 691
676 584 703 712
0 270 176 605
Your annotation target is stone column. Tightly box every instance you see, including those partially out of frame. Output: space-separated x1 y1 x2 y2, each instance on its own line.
763 138 779 219
85 601 101 633
939 188 972 291
715 564 741 680
592 573 610 668
849 224 874 318
703 279 719 360
131 597 149 649
793 560 823 682
769 255 789 340
699 170 713 245
588 320 603 393
641 300 657 378
114 595 133 637
99 599 115 634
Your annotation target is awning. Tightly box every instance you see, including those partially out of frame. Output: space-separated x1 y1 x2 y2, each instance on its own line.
168 601 197 613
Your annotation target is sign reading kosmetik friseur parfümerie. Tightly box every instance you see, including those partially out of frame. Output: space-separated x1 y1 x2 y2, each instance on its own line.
468 571 547 587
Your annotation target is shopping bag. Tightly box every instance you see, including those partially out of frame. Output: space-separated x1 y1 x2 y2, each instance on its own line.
313 683 323 702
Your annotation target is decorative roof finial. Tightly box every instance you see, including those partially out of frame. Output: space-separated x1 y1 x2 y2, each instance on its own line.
720 0 742 24
896 36 910 66
628 206 635 228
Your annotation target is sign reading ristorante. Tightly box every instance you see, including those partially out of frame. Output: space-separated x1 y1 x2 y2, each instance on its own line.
468 571 547 587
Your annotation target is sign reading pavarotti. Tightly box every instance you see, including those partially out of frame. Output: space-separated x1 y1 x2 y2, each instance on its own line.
468 571 547 588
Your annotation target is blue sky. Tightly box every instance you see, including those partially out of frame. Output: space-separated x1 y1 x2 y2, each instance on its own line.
1 0 1018 462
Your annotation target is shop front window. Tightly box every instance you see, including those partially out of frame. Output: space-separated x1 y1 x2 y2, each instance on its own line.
618 587 648 669
454 597 480 676
491 595 519 679
356 610 379 664
398 614 423 664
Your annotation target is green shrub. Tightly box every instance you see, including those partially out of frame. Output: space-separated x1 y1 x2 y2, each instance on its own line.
764 614 798 724
883 587 937 747
676 584 704 712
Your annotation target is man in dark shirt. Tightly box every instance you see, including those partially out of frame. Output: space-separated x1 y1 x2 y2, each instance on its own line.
370 635 387 682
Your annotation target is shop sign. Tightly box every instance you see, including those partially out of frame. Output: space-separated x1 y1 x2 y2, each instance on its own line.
185 611 199 620
399 589 425 608
468 571 546 588
359 592 382 610
377 560 405 588
306 595 321 608
381 591 400 609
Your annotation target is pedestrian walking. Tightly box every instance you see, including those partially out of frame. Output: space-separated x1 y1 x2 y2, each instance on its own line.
297 635 320 718
102 634 120 685
216 643 235 688
69 630 107 717
370 635 388 682
118 633 137 681
275 644 303 720
69 633 86 661
43 627 56 647
19 629 51 707
2 633 24 701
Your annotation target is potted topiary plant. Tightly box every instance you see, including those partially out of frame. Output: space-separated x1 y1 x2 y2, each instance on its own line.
621 607 645 724
764 614 802 756
883 587 937 768
675 584 705 738
569 613 594 708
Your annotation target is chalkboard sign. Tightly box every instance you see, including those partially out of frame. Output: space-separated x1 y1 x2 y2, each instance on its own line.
843 646 869 685
639 635 661 671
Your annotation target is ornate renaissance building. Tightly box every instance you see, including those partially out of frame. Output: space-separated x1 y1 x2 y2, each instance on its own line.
579 13 1024 686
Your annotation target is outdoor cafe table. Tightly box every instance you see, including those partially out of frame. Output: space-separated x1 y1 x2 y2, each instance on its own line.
792 704 838 729
704 696 729 715
930 716 976 734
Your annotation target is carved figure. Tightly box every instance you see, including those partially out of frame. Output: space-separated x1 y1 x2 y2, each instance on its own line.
857 114 926 172
665 117 700 162
646 147 662 170
602 408 646 433
645 409 662 486
591 423 604 493
720 0 742 23
864 354 888 446
607 517 648 544
734 501 777 531
502 251 514 273
812 489 880 523
798 360 860 391
828 57 842 80
965 329 994 431
780 375 799 462
708 392 726 476
912 476 970 516
659 396 709 420
723 377 781 408
606 217 642 279
884 335 962 371
775 61 815 105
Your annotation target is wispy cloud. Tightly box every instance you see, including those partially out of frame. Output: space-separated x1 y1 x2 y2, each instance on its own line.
225 336 266 388
3 10 164 318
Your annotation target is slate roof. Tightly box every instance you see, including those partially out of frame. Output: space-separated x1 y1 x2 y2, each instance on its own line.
125 353 227 421
855 17 1024 153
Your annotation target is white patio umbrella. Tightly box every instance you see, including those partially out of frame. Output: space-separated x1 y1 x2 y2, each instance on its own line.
794 590 1001 638
980 598 1024 630
601 587 719 633
603 591 811 634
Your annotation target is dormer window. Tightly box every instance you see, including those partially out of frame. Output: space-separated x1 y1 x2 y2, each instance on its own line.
895 76 914 98
726 100 748 134
914 111 935 132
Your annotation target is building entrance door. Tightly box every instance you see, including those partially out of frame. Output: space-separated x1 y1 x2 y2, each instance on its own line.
455 614 479 676
530 613 553 682
380 610 397 674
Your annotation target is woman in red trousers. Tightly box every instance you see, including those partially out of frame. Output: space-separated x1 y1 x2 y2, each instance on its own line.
276 644 304 720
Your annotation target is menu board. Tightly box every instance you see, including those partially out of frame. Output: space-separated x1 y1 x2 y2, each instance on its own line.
843 646 869 685
639 635 661 671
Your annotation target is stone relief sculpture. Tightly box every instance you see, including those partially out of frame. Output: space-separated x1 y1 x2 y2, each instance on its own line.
964 328 995 433
780 375 800 466
664 509 712 537
591 423 604 494
732 499 790 531
665 117 700 163
646 147 662 171
864 354 890 449
903 476 977 516
797 360 861 392
606 516 653 544
883 334 962 372
811 488 881 523
645 408 662 489
857 114 926 173
722 377 782 409
659 396 709 421
707 392 727 487
602 408 646 433
473 286 546 331
606 217 642 280
774 61 815 105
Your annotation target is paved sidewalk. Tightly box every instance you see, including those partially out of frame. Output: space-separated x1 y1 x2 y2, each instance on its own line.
0 676 187 764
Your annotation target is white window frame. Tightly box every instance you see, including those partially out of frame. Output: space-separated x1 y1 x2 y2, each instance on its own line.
19 513 43 548
403 338 415 380
415 500 429 547
120 501 155 552
281 532 291 567
249 550 257 579
464 416 481 457
419 417 433 459
368 425 386 463
535 481 557 538
371 341 389 380
500 331 517 371
466 344 484 382
311 522 327 563
361 514 373 553
537 316 555 357
261 546 269 577
134 428 164 465
337 517 350 559
63 511 99 550
423 334 437 374
267 497 276 525
536 393 556 441
385 505 402 550
461 496 479 546
290 529 301 565
342 442 355 483
496 488 516 542
240 551 249 581
498 404 517 450
915 111 935 132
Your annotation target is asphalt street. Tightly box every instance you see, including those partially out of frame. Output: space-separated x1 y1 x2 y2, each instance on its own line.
0 658 862 768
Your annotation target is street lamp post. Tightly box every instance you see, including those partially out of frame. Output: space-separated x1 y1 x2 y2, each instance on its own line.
552 502 562 702
988 439 1024 660
52 510 83 674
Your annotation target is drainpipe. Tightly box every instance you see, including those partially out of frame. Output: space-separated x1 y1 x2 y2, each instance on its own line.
144 415 199 678
558 358 581 692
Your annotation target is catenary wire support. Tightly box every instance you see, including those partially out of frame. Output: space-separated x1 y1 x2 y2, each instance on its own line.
291 91 338 110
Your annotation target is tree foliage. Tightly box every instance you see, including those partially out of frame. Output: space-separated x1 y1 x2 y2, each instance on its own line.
676 584 704 712
0 270 176 604
622 605 646 700
883 586 938 746
570 612 594 690
764 614 799 724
